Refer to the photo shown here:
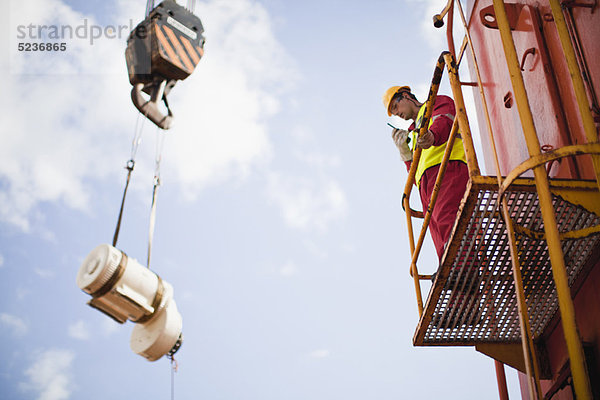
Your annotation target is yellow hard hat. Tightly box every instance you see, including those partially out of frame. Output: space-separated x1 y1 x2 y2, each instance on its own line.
382 86 411 116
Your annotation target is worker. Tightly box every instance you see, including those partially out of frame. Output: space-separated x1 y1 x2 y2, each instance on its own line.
383 85 468 260
384 87 480 328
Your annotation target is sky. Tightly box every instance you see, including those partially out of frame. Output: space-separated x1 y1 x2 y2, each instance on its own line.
1 0 523 399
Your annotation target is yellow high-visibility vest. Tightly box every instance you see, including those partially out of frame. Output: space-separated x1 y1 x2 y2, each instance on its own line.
410 103 466 186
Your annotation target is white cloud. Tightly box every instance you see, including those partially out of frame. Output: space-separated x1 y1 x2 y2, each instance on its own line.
279 260 298 277
1 0 296 229
101 318 119 336
267 173 348 232
302 239 328 259
17 287 31 301
270 127 349 233
0 313 28 336
407 0 453 51
67 320 90 341
413 82 433 103
34 268 55 279
308 349 330 359
22 349 75 400
0 253 4 268
166 0 297 198
2 0 134 231
181 290 197 302
293 151 342 169
341 243 355 254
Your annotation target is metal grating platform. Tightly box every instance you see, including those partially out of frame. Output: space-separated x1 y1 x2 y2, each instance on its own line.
413 176 600 346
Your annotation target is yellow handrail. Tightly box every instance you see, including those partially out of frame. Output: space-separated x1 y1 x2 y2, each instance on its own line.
450 2 544 395
403 51 480 316
443 52 480 177
454 0 504 183
493 1 592 398
549 0 600 192
408 118 460 316
413 2 600 399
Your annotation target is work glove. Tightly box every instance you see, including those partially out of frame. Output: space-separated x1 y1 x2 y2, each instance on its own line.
392 128 412 162
416 129 435 149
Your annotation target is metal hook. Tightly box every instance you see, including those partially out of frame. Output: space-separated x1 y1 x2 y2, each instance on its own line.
131 80 174 130
520 48 537 71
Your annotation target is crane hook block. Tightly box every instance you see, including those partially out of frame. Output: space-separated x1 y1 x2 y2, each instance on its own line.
125 0 205 85
125 1 205 129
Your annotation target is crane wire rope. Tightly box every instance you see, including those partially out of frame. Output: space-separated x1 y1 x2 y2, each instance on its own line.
169 354 178 400
112 109 148 247
145 0 155 17
112 109 167 270
147 126 166 268
147 0 196 14
187 0 196 13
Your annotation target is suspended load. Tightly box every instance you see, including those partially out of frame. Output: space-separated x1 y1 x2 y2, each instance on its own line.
76 0 203 362
125 0 205 129
76 244 183 361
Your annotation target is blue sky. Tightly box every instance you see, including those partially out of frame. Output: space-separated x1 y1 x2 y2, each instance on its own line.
1 0 522 399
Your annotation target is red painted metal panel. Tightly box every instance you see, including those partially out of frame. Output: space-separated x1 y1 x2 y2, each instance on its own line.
511 4 579 179
465 0 599 179
466 0 530 177
464 0 600 398
567 5 600 119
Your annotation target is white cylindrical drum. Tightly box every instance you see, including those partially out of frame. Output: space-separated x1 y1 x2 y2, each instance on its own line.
77 244 171 324
130 298 183 361
77 243 122 295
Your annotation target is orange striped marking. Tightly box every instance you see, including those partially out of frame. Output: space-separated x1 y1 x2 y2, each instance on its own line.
154 25 185 71
161 25 195 72
179 35 201 65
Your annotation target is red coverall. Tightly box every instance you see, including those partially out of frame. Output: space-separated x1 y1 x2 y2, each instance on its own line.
405 95 469 259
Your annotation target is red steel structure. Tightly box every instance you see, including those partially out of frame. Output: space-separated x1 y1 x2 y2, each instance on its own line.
402 0 600 399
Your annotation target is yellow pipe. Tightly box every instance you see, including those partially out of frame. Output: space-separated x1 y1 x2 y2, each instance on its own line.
500 143 600 195
404 51 482 317
403 125 425 315
403 147 422 314
445 0 456 58
456 0 504 184
412 264 424 316
404 60 444 254
514 222 600 241
450 18 538 388
433 0 454 29
502 202 543 399
457 35 468 67
493 1 593 399
406 195 424 316
402 150 422 216
548 0 600 192
443 53 481 177
403 55 446 316
404 147 421 259
410 119 460 282
404 197 417 259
